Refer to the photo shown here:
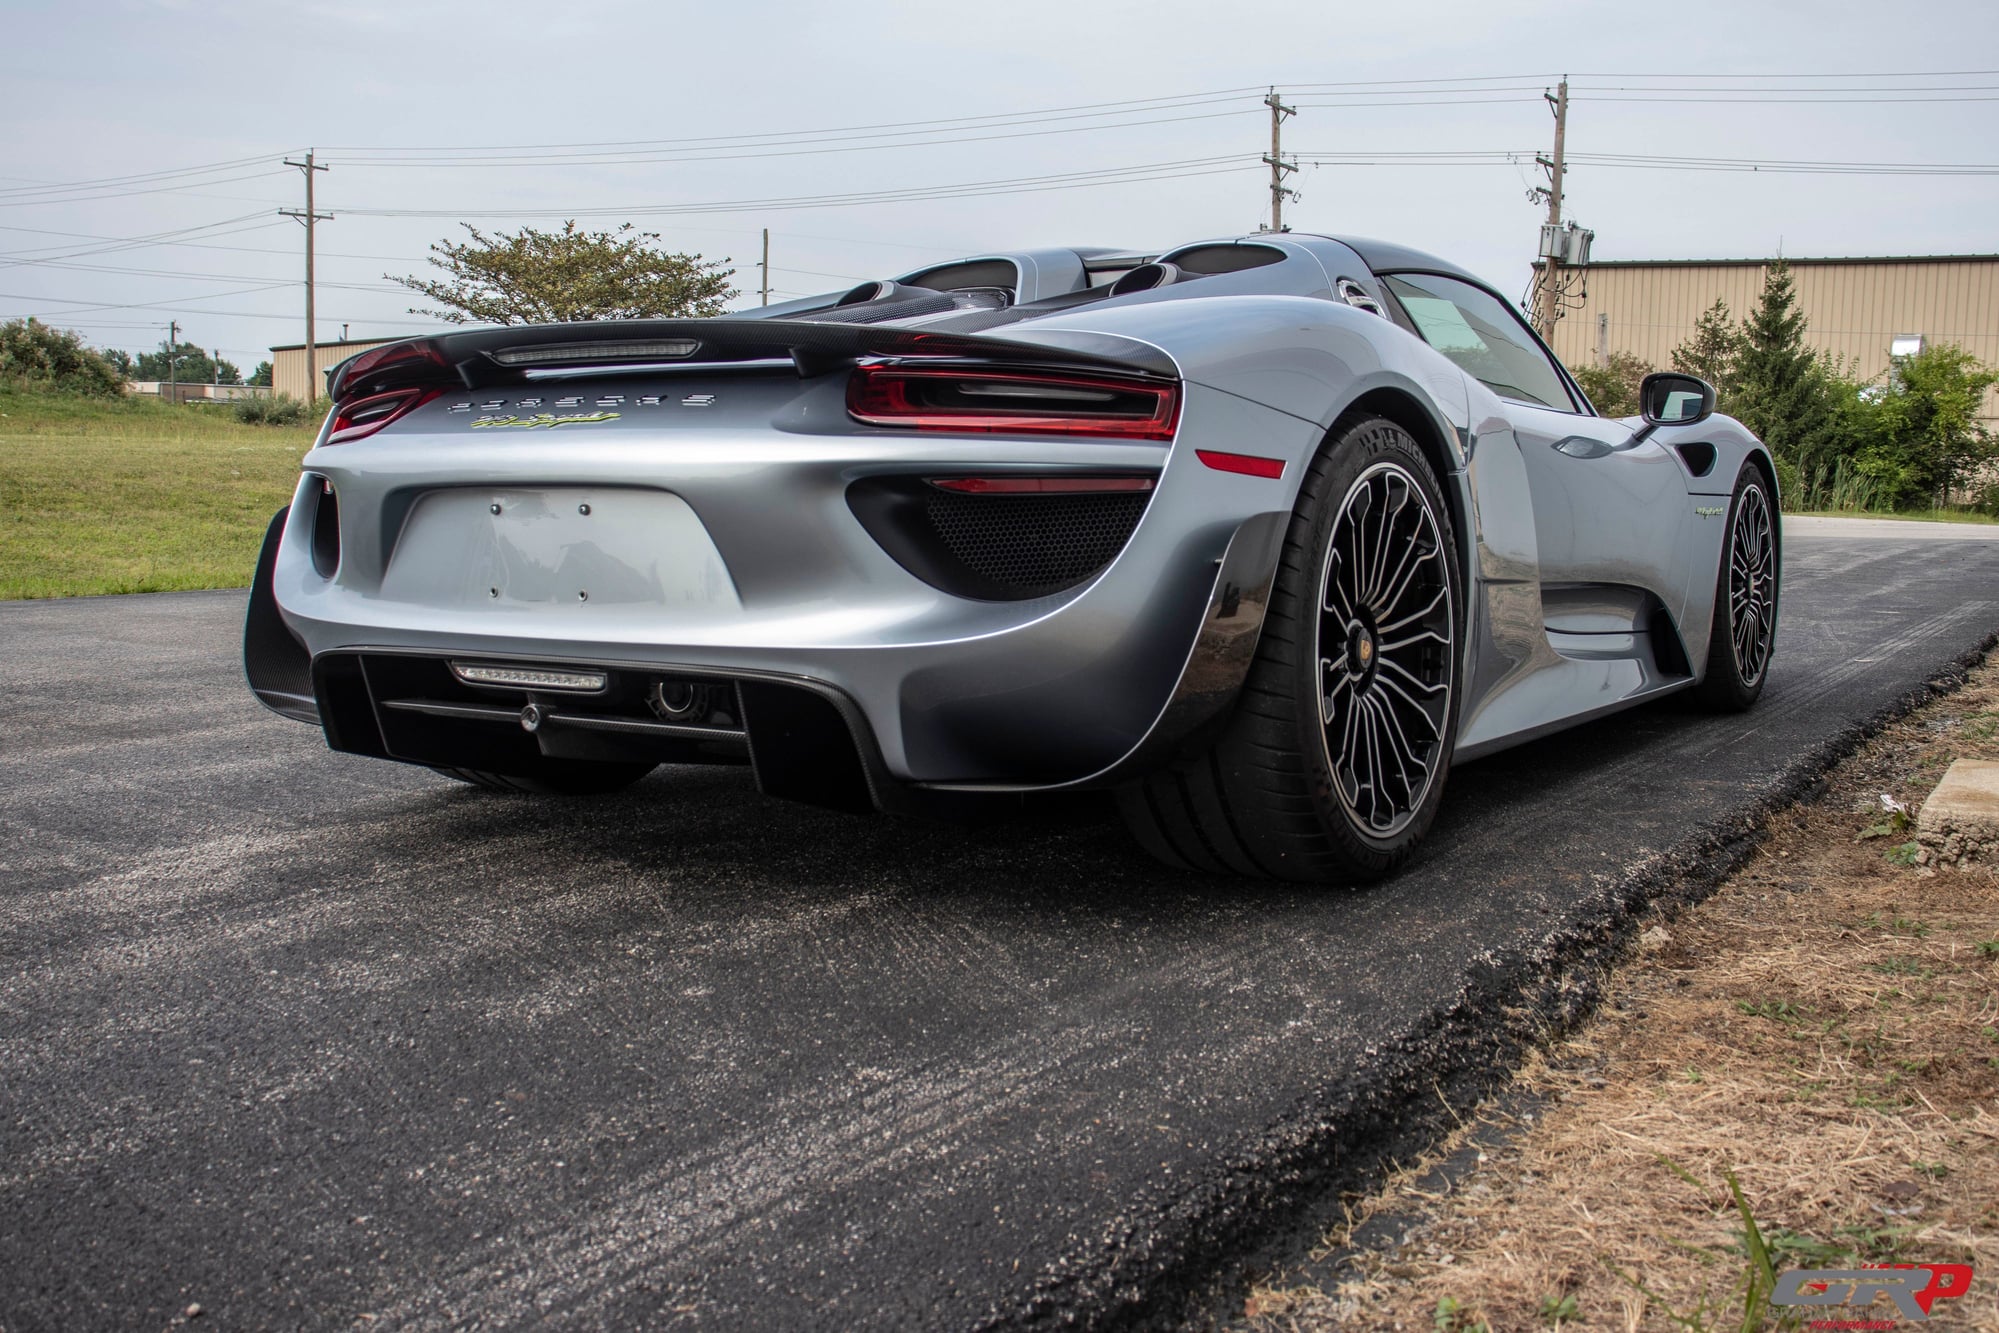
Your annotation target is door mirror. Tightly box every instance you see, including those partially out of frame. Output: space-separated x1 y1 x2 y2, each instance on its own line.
1640 373 1715 428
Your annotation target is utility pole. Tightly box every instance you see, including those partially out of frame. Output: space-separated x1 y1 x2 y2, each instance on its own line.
1532 78 1569 338
281 151 332 401
166 319 179 400
1261 89 1297 232
759 228 770 307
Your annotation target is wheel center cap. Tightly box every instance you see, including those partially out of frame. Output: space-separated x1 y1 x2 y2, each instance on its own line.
1348 623 1377 678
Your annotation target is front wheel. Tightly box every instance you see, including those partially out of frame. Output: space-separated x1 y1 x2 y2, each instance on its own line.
1692 463 1779 711
1118 414 1462 882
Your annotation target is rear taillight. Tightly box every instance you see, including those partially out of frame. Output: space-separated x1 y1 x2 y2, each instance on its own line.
329 339 446 400
847 364 1179 441
325 387 443 445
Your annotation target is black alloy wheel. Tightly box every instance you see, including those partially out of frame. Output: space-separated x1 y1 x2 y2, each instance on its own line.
1118 414 1462 882
1694 462 1780 711
1315 460 1457 840
1726 480 1777 687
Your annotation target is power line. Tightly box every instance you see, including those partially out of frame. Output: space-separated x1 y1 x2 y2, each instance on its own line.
0 214 281 267
0 170 295 209
1559 68 1999 77
0 287 436 324
0 281 300 314
13 256 402 290
320 87 1272 156
1575 93 1999 104
1566 154 1999 176
772 265 869 281
0 155 284 201
0 221 424 263
307 68 1999 156
335 155 1261 220
1571 81 1999 92
1289 149 1999 177
327 107 1261 171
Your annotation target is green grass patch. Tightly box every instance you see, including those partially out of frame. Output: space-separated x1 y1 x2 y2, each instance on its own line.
1786 507 1999 525
0 387 314 599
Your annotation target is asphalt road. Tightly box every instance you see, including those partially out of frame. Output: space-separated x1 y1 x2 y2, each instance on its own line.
4 518 1997 1331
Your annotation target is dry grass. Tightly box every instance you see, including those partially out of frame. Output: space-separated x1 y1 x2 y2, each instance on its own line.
1246 656 1999 1332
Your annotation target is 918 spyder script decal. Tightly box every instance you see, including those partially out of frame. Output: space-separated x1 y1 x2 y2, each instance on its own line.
470 412 621 429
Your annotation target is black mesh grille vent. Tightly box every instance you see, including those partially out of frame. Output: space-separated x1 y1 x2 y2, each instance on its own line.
921 490 1147 596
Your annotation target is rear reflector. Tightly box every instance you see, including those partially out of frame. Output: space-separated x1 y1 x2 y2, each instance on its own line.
325 386 444 445
848 364 1178 441
489 340 701 367
1196 449 1285 479
450 662 609 693
928 476 1154 495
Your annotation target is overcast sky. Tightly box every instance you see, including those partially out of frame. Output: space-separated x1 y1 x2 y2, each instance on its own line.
4 0 1996 369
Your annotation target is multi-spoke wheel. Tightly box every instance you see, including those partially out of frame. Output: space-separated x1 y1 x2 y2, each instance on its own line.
1118 414 1462 882
1316 462 1456 839
1694 462 1780 711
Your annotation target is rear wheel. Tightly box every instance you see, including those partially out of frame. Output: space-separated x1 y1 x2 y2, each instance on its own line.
1117 414 1461 882
434 761 656 796
1692 462 1779 711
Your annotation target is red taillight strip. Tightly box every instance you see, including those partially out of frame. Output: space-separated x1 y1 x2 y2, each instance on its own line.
847 364 1179 442
1196 450 1286 479
328 339 446 402
928 476 1155 495
324 387 444 446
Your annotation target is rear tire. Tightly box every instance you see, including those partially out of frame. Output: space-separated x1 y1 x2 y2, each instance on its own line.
1692 462 1779 712
434 761 656 796
1117 414 1462 882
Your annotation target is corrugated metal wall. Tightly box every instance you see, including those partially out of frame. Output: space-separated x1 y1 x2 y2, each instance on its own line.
1548 258 1999 419
270 339 397 404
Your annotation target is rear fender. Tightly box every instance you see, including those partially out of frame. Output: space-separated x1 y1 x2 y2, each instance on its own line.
243 505 318 724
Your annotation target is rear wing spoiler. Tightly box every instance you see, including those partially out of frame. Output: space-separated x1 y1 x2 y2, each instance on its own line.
327 318 1175 403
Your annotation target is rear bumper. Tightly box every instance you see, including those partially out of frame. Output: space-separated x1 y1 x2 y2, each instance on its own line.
248 505 1289 802
250 382 1318 792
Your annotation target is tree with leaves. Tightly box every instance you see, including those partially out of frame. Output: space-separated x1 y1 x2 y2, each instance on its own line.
133 340 240 385
1728 260 1838 471
1670 298 1743 402
1571 350 1654 417
0 318 124 396
248 360 273 388
389 221 737 325
1855 345 1999 508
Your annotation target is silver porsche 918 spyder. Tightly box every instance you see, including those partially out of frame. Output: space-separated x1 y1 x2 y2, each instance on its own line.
243 233 1779 881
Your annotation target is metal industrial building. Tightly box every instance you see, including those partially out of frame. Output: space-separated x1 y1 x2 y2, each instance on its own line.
1546 254 1999 421
268 337 398 404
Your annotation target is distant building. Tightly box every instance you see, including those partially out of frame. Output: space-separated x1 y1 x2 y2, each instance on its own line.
269 337 401 403
1546 254 1999 422
123 381 270 404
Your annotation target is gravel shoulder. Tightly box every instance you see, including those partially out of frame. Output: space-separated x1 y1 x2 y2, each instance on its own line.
1241 652 1999 1332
